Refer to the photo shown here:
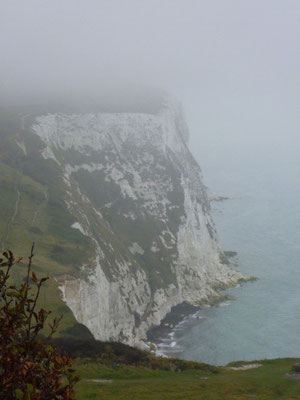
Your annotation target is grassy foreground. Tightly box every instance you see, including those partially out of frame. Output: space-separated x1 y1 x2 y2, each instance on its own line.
72 357 300 400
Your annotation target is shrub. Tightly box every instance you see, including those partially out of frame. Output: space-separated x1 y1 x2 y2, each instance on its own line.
0 245 79 399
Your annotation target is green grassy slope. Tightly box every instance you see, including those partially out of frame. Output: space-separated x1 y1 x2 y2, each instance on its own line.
52 339 300 399
0 110 86 335
74 358 300 400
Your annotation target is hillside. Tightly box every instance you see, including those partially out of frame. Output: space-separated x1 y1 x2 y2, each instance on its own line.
52 337 300 399
73 358 300 400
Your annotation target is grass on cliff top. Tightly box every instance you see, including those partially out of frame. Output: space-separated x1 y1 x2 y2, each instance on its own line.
54 339 300 399
73 357 300 400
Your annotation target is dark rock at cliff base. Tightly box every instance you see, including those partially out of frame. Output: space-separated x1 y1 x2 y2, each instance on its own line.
147 302 201 342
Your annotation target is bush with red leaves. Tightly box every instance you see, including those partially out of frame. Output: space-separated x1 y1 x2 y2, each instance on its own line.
0 245 79 399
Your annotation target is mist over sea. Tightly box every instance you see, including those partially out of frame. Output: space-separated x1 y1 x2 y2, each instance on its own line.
156 126 300 365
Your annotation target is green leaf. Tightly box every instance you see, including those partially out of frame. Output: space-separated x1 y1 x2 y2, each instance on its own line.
26 383 34 394
7 290 21 298
15 389 24 400
47 344 54 353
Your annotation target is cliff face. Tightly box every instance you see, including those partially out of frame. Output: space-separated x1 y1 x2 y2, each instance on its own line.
28 97 243 347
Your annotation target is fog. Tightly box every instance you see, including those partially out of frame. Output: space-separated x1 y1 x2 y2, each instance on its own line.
1 0 299 189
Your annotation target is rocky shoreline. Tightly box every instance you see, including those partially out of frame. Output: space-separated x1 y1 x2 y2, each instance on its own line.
146 252 257 356
146 292 237 353
147 302 201 343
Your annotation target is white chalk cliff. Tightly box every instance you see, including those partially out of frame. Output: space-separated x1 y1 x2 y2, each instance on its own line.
32 97 243 348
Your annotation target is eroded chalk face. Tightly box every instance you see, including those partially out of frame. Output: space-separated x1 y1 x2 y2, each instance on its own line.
33 97 244 347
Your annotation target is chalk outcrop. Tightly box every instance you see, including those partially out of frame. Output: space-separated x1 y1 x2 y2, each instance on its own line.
32 97 243 347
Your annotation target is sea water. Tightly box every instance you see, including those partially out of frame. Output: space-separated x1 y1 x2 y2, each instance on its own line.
157 140 300 365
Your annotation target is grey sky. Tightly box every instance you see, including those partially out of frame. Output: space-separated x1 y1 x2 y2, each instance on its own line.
1 0 299 189
1 0 299 95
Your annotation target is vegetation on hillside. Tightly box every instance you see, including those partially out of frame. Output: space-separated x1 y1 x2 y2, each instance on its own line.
0 246 79 399
73 357 300 400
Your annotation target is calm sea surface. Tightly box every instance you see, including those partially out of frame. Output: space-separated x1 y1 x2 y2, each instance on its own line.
157 153 300 365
